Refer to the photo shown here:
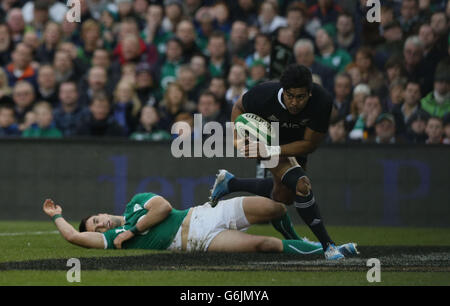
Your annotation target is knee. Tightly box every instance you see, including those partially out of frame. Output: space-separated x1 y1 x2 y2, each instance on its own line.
255 237 282 252
272 186 294 205
296 176 312 196
270 200 287 218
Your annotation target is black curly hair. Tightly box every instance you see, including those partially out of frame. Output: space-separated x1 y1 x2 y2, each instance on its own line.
280 64 313 92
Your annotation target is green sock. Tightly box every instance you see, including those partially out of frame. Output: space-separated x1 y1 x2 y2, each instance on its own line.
271 213 302 240
282 239 324 255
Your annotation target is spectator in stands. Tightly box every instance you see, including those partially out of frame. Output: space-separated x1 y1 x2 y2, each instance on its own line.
197 90 228 130
53 81 84 137
392 80 422 136
418 23 447 74
425 116 444 144
52 49 77 85
158 82 196 132
143 3 170 57
225 64 247 105
293 38 335 93
208 77 228 105
207 31 230 78
78 19 102 66
398 0 422 37
315 24 352 73
135 62 160 107
308 0 343 26
276 26 296 50
0 23 13 67
158 37 185 91
129 105 171 141
112 79 141 136
0 102 20 137
177 65 202 103
326 116 348 144
190 53 210 93
5 42 36 88
349 94 383 142
421 61 450 118
0 67 12 99
36 64 58 107
76 94 126 137
6 8 25 44
12 80 35 129
369 113 399 144
385 78 406 112
430 11 449 57
402 35 434 96
375 21 404 69
229 0 258 26
245 33 271 70
25 0 50 40
175 19 201 62
336 12 360 57
35 21 61 65
211 1 232 36
22 101 62 138
331 72 352 121
78 66 109 107
257 0 287 35
285 2 313 41
22 0 68 25
246 60 268 89
384 55 406 85
161 0 185 34
352 46 386 97
228 21 252 64
405 110 429 144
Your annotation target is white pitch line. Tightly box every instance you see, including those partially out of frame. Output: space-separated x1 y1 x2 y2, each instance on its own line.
0 230 59 236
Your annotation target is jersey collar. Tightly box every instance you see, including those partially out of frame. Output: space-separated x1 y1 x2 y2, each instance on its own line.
277 88 287 110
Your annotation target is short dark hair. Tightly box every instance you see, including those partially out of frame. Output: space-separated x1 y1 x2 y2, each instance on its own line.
280 64 313 92
79 215 94 233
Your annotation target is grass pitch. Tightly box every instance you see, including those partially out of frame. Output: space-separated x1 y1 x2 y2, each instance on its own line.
0 221 449 286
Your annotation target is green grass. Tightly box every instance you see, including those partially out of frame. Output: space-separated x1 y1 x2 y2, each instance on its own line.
1 221 449 286
1 270 449 286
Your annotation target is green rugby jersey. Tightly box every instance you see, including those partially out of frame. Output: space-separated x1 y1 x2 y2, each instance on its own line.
102 193 189 250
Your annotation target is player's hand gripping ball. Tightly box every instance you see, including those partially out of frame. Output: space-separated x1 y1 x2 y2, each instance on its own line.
235 113 277 159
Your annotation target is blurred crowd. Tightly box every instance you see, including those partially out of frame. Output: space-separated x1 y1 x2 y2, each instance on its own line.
0 0 449 145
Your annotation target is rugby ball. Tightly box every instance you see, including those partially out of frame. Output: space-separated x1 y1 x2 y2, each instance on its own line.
235 113 275 145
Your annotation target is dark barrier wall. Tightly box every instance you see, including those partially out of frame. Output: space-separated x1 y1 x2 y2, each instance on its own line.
1 139 449 227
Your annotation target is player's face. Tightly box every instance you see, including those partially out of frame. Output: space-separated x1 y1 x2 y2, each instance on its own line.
86 214 116 233
283 87 311 114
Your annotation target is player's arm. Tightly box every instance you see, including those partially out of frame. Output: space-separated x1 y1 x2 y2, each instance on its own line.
243 127 326 158
279 127 326 156
113 196 173 249
231 97 247 149
137 196 173 231
231 96 246 123
43 199 104 249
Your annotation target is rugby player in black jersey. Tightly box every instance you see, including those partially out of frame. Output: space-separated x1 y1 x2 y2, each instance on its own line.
210 64 349 260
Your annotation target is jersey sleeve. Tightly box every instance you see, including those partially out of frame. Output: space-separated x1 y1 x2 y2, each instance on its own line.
306 87 333 133
124 193 159 217
241 87 258 114
102 227 127 249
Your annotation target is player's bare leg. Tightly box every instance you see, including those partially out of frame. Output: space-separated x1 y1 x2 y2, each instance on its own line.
240 196 287 225
207 229 323 255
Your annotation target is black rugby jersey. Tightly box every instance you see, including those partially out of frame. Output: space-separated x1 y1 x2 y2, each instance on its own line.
241 81 332 145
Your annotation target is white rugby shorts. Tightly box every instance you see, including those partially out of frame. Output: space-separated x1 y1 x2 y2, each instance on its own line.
167 197 250 252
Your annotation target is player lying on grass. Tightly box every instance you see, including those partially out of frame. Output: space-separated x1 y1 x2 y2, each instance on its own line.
43 192 357 257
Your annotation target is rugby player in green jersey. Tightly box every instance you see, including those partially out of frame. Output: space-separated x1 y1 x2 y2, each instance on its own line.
43 192 356 255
